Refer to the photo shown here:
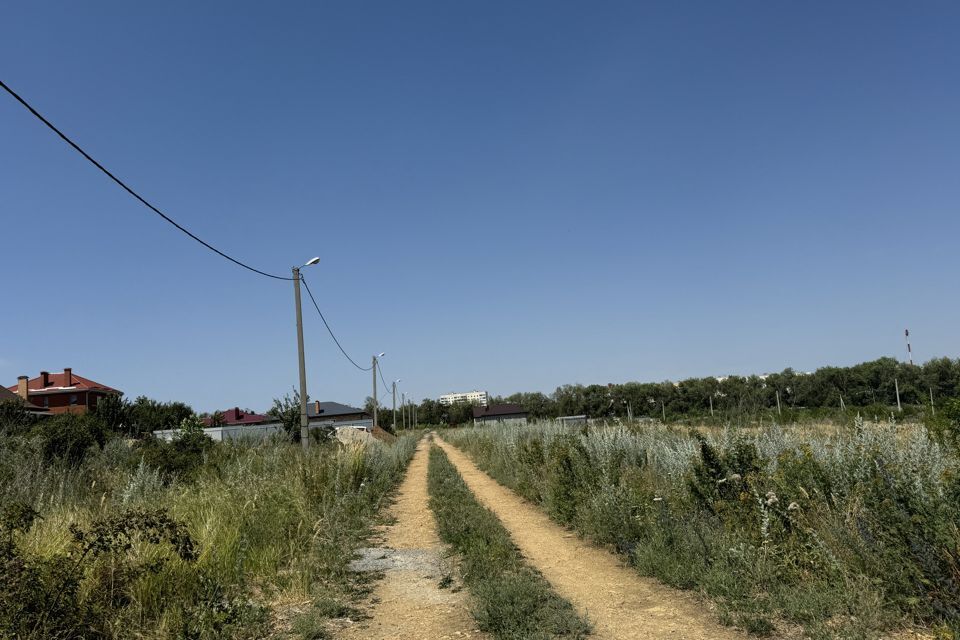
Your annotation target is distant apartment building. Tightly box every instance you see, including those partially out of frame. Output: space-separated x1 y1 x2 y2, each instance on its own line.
439 390 489 407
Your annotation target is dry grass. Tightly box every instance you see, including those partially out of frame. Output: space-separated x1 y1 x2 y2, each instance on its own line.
446 419 959 639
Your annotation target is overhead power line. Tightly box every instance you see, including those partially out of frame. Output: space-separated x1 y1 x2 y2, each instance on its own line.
0 79 292 281
378 364 393 396
300 275 373 372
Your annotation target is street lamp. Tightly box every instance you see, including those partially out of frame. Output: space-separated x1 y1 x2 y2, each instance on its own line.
293 257 320 449
372 352 385 430
392 379 401 431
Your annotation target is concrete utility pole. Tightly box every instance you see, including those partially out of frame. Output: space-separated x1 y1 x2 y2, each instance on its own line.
392 381 398 430
709 394 714 417
371 353 384 430
895 378 902 412
292 257 320 449
776 390 782 417
402 393 406 429
930 387 936 416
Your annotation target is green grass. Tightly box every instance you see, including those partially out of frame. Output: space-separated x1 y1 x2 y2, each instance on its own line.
0 431 419 639
427 445 591 640
446 420 960 639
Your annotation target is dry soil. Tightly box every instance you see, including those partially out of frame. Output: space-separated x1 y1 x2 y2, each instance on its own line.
338 438 486 640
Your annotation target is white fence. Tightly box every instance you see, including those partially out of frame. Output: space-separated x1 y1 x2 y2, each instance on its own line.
153 422 285 442
153 418 374 442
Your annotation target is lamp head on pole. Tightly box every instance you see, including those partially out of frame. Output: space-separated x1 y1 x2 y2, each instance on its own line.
302 257 320 267
376 352 386 359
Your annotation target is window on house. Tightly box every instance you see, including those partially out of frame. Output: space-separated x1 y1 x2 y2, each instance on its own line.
43 397 49 408
69 394 78 405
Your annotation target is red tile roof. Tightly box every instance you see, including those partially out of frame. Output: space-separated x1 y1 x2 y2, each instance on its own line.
202 407 270 426
6 370 120 395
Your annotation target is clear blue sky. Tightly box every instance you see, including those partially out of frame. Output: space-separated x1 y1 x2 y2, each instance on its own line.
2 2 958 413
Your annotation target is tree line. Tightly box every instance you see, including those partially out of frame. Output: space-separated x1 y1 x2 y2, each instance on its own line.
407 357 960 425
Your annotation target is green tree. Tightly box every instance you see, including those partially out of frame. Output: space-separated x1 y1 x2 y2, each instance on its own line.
267 388 304 441
31 413 107 465
444 401 477 425
92 394 129 434
128 396 194 437
137 416 215 481
0 399 36 435
414 398 445 426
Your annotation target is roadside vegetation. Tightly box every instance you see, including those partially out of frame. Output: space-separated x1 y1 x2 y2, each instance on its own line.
447 414 960 639
0 398 418 639
427 444 591 639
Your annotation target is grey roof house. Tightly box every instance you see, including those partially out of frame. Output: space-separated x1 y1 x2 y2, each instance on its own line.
307 401 372 431
0 384 49 415
472 403 528 426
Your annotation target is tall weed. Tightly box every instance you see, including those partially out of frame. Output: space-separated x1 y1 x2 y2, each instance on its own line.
0 429 418 638
447 420 960 638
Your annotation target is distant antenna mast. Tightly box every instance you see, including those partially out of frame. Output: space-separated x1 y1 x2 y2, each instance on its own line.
904 328 913 365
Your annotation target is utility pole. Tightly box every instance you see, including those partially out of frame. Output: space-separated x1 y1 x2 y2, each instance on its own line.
930 387 936 416
371 353 384 430
392 381 398 430
293 267 310 449
401 393 406 430
776 390 782 417
292 257 319 449
895 378 902 412
372 355 378 431
709 394 714 417
904 329 913 365
661 400 666 422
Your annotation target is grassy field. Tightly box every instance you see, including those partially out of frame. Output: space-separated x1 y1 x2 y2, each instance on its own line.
427 443 591 639
0 426 418 639
446 419 960 639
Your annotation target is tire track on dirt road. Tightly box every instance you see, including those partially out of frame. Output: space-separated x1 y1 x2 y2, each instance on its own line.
435 437 751 640
338 439 486 640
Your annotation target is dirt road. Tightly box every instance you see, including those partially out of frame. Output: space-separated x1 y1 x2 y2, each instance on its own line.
435 437 749 640
338 439 486 640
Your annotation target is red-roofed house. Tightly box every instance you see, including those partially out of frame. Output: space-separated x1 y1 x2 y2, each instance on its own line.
202 407 271 427
7 368 122 415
